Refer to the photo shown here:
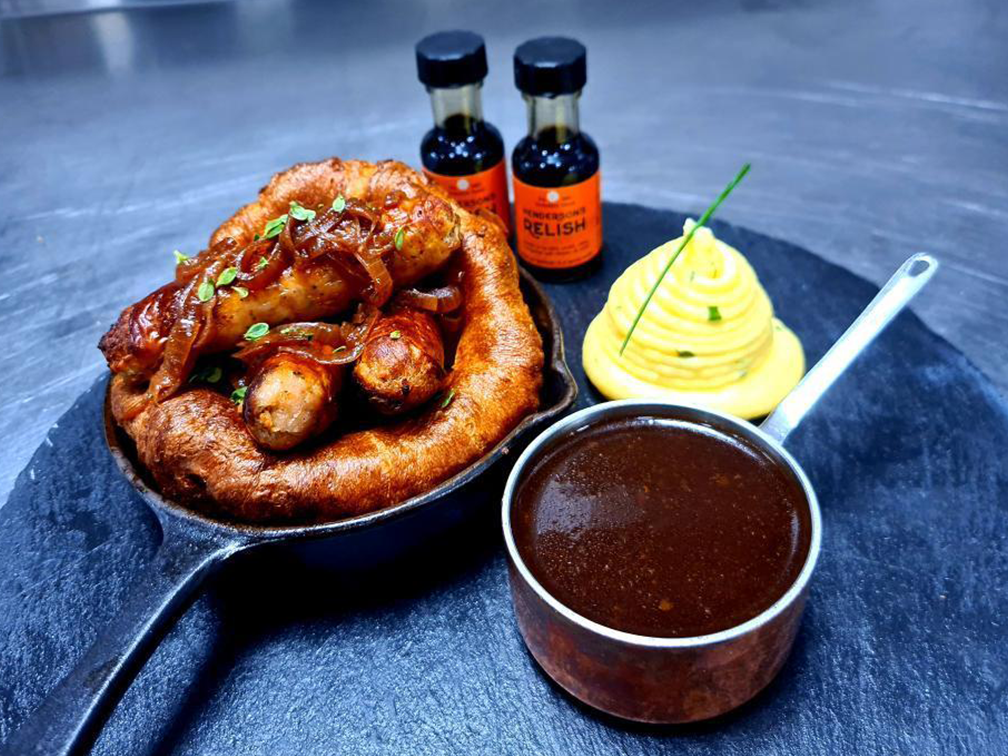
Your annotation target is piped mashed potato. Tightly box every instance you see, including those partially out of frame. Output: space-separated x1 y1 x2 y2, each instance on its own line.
582 220 804 419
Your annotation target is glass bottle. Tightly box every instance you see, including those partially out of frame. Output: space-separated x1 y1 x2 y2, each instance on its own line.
416 31 509 232
512 37 602 280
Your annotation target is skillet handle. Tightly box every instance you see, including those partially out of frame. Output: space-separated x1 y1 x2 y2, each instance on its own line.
1 518 245 756
761 253 938 445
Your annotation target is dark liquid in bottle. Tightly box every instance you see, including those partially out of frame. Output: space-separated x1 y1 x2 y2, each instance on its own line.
512 416 811 638
512 126 601 281
422 114 505 176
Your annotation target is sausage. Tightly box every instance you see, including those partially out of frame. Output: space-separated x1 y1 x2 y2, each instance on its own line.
99 160 461 399
353 308 445 415
242 353 344 451
107 192 544 522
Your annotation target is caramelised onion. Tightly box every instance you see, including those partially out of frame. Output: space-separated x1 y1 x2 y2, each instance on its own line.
174 237 239 286
395 285 463 314
233 306 379 371
149 194 401 399
282 198 397 306
148 257 228 404
355 251 393 307
237 238 287 291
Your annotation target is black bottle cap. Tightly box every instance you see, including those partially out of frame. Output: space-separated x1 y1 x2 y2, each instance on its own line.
416 30 488 88
514 37 587 96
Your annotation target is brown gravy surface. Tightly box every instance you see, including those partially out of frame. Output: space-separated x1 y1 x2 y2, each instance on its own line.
512 416 811 637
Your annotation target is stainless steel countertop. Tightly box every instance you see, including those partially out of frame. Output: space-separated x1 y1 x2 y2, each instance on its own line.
2 0 1006 505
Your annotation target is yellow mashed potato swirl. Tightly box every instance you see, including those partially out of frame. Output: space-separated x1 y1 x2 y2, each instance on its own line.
582 220 805 419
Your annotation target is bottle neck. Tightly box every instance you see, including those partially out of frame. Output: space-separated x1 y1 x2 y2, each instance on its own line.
524 92 581 142
428 83 484 132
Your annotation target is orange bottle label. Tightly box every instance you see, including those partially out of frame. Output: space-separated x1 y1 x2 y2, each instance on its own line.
423 160 510 233
512 172 602 269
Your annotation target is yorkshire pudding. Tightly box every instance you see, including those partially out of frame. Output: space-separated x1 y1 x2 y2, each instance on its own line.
103 159 543 523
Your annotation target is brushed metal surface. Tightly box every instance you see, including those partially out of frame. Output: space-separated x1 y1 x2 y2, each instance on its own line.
1 0 1006 506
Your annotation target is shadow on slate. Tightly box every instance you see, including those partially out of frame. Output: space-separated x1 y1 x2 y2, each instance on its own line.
1 203 1005 755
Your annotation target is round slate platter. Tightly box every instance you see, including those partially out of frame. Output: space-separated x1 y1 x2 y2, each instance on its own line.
1 203 1005 755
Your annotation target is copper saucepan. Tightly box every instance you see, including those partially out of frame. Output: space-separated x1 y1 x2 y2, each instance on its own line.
502 253 937 723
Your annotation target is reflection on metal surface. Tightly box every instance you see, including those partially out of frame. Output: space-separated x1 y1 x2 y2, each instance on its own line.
0 0 226 21
91 9 134 72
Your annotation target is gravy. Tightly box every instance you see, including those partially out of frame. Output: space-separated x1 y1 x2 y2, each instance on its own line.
512 416 811 637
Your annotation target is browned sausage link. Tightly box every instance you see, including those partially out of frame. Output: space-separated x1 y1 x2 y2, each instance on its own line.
353 308 445 416
243 353 344 451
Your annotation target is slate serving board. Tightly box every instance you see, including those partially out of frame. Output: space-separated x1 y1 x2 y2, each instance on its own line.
1 203 1005 755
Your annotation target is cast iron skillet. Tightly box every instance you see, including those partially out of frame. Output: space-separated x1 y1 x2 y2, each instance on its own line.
2 270 576 756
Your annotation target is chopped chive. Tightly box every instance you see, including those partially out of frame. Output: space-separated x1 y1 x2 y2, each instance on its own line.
619 163 750 355
707 305 722 322
440 388 455 408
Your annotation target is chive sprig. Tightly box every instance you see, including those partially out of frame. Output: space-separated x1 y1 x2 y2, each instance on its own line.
619 163 751 356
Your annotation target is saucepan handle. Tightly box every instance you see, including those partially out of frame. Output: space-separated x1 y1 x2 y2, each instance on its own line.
761 253 938 445
1 518 245 756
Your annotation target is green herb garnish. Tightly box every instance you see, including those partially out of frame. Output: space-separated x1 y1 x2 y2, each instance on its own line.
440 389 455 409
190 365 222 384
332 195 346 213
233 286 249 299
255 256 269 271
707 305 722 322
677 350 695 358
262 214 288 239
197 280 215 302
389 330 402 340
253 234 261 241
619 163 750 355
289 200 316 222
394 227 405 251
173 250 189 264
244 322 269 341
216 267 238 287
230 386 247 406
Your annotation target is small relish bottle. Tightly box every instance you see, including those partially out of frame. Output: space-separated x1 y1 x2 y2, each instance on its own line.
415 31 510 233
512 37 602 280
